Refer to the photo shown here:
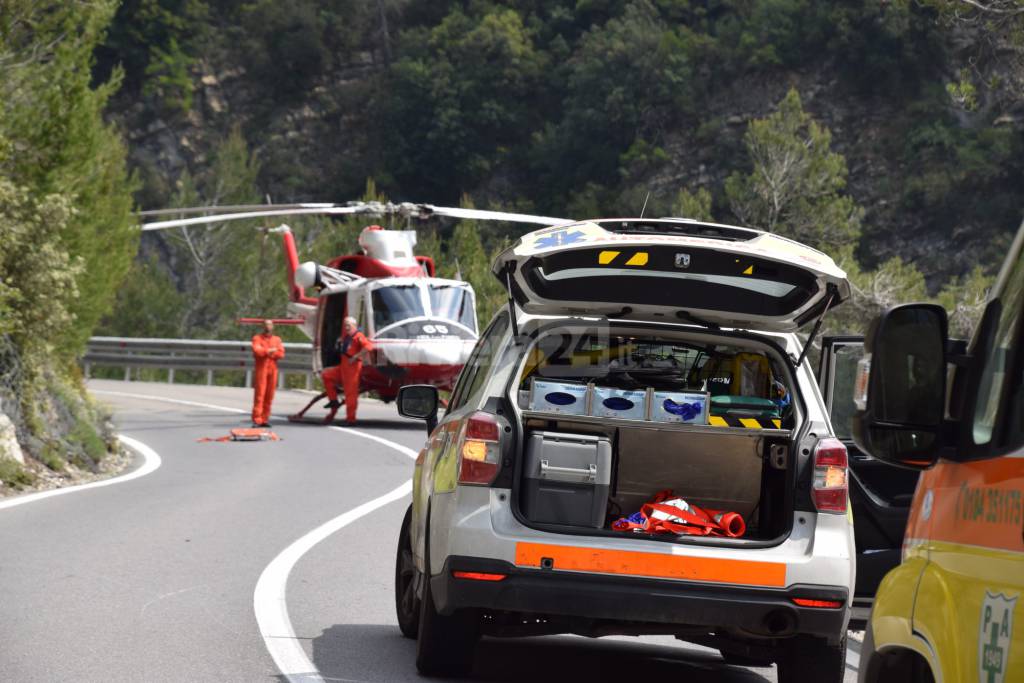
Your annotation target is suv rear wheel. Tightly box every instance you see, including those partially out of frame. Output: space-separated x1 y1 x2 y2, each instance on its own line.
776 634 847 683
394 505 420 639
415 526 480 677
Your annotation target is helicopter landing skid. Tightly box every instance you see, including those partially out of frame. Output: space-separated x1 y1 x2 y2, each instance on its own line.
287 391 344 424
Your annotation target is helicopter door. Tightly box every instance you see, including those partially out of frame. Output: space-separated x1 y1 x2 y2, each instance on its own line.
318 292 347 370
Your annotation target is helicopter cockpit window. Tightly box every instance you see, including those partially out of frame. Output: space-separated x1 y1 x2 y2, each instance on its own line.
372 285 425 331
429 285 476 331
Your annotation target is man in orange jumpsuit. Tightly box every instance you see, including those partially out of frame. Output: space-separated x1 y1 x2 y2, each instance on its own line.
321 316 374 424
251 319 285 427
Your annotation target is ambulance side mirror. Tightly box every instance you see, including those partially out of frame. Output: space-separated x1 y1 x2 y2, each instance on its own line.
398 384 439 434
852 303 948 469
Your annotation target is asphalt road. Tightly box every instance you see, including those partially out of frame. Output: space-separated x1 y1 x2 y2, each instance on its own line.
0 380 860 682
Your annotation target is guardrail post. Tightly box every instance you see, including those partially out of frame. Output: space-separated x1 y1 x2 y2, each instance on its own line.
84 363 91 380
245 370 252 388
206 369 213 386
168 368 175 383
278 371 285 390
305 373 312 391
124 366 131 381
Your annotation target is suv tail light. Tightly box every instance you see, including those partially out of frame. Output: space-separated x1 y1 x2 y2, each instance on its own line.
456 412 501 486
792 597 843 609
812 438 848 514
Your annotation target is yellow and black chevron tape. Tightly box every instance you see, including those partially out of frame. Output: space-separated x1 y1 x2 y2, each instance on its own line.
708 415 783 429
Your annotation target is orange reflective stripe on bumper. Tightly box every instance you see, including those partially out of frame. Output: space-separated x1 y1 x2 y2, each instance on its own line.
514 542 787 587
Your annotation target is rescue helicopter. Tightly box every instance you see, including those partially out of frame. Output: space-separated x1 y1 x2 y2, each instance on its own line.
139 202 570 420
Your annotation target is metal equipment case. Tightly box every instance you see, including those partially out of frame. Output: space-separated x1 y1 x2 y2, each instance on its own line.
521 431 612 528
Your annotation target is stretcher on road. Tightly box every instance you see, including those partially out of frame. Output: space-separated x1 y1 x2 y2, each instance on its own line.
197 427 280 442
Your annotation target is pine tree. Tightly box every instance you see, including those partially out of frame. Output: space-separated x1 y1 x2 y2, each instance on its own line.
672 188 714 221
725 89 862 252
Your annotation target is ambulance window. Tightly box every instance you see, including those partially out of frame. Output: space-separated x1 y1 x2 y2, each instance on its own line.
972 244 1024 447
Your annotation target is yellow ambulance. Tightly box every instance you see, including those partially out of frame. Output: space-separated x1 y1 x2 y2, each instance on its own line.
850 221 1024 683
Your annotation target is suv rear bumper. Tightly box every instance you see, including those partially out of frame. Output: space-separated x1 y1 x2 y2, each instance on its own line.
433 556 849 640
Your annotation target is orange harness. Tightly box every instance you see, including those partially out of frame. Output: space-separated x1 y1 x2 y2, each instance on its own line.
612 489 746 538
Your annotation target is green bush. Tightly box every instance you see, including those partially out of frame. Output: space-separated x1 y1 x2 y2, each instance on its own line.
70 421 108 465
39 445 65 472
0 459 35 489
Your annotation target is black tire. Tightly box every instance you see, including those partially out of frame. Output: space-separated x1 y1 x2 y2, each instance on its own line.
776 634 847 683
415 526 479 677
719 650 773 668
394 505 420 639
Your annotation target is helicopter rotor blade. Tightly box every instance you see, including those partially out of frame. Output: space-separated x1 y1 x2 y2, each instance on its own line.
139 201 572 231
413 204 569 226
141 206 366 231
139 203 341 217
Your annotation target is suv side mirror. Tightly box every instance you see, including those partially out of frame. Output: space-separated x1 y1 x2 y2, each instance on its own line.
397 384 439 434
852 303 948 469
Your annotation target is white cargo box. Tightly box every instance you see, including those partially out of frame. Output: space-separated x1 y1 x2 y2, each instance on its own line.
650 391 710 424
590 386 646 420
529 379 589 415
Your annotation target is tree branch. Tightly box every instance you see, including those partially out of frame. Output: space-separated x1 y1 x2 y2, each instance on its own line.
957 0 1024 15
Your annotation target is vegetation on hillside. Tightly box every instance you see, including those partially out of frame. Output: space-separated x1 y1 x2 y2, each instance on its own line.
96 1 1016 344
96 1 1023 286
1 0 1021 485
0 1 136 487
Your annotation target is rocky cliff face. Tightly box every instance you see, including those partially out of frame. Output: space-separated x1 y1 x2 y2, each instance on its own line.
645 62 1019 286
0 409 26 466
111 48 381 210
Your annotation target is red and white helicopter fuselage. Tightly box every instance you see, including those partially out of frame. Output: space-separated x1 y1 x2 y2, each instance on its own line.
139 200 569 407
283 225 477 400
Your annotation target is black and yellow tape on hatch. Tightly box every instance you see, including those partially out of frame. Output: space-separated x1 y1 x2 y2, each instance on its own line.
708 415 783 430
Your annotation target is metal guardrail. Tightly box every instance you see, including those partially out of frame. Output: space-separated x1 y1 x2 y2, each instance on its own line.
84 336 316 388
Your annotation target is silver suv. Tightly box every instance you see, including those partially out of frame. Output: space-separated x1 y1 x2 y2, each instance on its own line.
394 219 912 681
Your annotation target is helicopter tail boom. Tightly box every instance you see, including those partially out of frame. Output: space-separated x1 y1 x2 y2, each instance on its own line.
270 225 318 306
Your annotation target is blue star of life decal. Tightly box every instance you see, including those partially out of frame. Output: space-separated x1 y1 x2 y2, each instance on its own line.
533 229 587 249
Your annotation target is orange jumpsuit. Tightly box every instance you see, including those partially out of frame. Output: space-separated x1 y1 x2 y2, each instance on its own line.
251 333 285 424
322 331 374 422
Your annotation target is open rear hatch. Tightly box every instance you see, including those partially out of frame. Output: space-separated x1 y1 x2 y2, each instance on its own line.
493 219 850 332
509 322 800 546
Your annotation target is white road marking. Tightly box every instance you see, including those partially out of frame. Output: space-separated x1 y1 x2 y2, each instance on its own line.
254 478 413 682
326 425 420 458
0 434 162 511
254 426 418 683
92 386 421 682
91 389 248 414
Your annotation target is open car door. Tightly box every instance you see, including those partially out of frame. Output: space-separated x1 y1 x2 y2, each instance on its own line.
818 336 921 629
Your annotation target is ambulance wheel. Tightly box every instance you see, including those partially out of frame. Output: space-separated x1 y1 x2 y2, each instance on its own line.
776 634 846 683
415 532 479 677
394 505 420 639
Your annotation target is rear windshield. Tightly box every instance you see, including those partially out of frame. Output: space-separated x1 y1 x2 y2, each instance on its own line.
518 331 794 427
522 246 819 317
